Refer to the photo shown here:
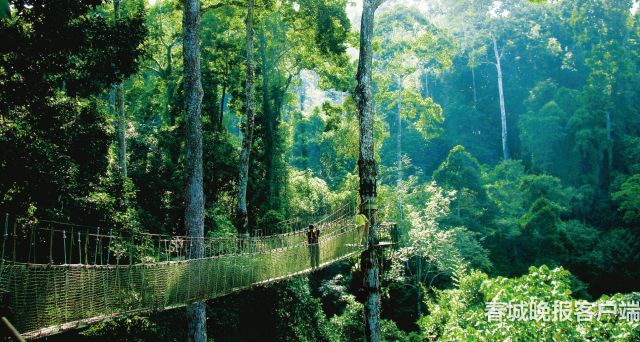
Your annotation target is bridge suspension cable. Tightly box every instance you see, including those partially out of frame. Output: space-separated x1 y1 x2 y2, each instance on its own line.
0 200 367 340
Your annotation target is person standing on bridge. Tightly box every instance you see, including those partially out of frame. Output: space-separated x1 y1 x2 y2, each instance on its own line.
307 224 320 268
313 225 320 267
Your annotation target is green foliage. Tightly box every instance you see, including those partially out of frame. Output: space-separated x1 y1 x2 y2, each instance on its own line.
612 174 640 225
519 174 570 211
286 169 331 218
256 209 285 235
205 205 236 237
378 88 444 140
0 0 146 222
388 181 491 323
585 228 640 294
520 198 565 265
298 0 351 55
3 0 640 338
483 160 527 220
208 279 336 342
433 146 483 195
420 266 640 341
83 311 186 341
433 146 491 233
519 101 566 173
330 294 417 342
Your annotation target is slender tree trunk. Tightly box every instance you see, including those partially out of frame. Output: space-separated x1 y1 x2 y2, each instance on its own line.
605 111 613 175
431 77 436 100
166 43 173 76
355 0 381 341
299 79 306 112
396 74 403 222
183 0 206 341
210 81 219 130
416 257 422 316
112 0 127 178
268 75 293 210
164 44 175 125
492 34 509 161
471 67 477 108
236 0 256 237
259 27 276 209
299 81 308 170
219 82 226 131
116 84 127 177
457 190 462 218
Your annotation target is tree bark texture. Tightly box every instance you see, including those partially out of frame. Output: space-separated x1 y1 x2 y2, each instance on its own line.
396 74 403 222
236 0 256 236
183 0 206 341
492 34 509 161
355 1 381 341
471 67 477 108
116 84 127 178
606 111 613 176
259 28 278 209
113 0 127 178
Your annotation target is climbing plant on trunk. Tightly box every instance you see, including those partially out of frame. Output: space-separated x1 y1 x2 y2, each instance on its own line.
355 0 385 340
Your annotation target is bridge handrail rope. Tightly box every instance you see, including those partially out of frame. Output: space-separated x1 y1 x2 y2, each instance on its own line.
23 198 356 242
0 199 357 266
0 199 367 339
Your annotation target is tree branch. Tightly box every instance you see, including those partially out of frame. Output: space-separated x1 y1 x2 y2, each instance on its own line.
374 0 388 10
144 65 162 76
499 44 506 60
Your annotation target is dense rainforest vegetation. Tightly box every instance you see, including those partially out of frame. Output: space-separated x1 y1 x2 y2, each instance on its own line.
1 0 639 340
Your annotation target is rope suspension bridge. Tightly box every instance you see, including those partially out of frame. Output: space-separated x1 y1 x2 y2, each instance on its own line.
0 201 395 340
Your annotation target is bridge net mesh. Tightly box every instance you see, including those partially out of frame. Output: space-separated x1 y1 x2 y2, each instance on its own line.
0 204 365 339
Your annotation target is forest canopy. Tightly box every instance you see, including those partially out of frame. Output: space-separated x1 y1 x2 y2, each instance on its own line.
1 0 639 340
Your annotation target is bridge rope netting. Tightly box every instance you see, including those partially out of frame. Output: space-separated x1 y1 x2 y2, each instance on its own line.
0 201 367 339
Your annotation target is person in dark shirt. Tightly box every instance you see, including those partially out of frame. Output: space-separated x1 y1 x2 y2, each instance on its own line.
307 224 320 268
307 224 314 244
312 226 320 267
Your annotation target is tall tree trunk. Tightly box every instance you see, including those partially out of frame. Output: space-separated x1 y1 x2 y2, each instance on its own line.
260 23 273 198
268 75 294 210
219 79 227 132
396 74 403 222
492 34 509 161
259 27 276 209
605 111 613 176
116 84 127 177
299 78 306 112
210 81 219 130
112 0 127 178
183 0 206 341
355 0 381 341
416 257 422 316
236 0 256 237
164 43 175 125
166 43 173 76
299 80 308 170
471 67 477 108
